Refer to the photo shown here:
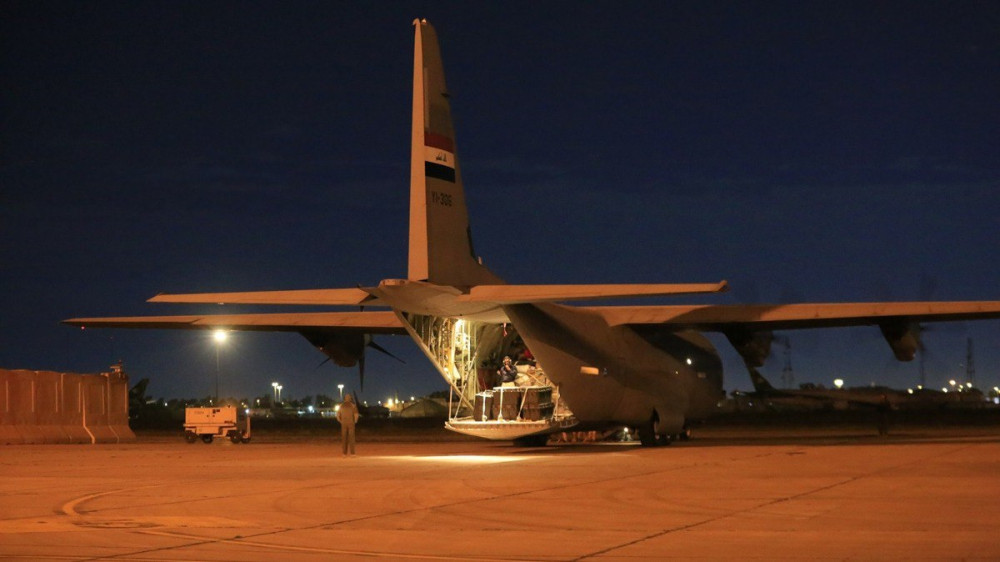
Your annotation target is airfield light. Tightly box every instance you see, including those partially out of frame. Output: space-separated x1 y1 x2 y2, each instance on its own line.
685 358 693 366
966 382 972 388
907 389 914 394
834 379 844 389
334 404 341 413
410 396 415 402
942 387 949 393
949 379 956 387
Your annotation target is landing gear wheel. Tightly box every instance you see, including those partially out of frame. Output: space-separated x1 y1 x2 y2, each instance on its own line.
184 431 197 444
638 420 661 447
638 414 673 447
200 434 213 444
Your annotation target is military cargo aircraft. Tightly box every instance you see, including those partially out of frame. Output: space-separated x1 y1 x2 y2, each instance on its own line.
66 19 1000 446
738 367 985 412
738 367 904 411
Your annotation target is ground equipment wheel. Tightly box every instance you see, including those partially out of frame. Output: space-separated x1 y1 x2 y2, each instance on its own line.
201 434 213 444
184 431 197 443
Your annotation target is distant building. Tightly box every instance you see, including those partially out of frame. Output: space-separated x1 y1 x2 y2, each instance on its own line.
398 398 448 418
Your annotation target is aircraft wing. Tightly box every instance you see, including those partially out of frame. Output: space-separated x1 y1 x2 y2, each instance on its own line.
64 310 406 334
147 287 384 306
458 281 728 304
592 301 1000 330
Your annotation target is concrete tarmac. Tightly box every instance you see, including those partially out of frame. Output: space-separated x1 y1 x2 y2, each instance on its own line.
2 428 999 561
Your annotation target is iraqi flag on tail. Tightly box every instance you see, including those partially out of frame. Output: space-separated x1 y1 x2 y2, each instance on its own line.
424 130 456 183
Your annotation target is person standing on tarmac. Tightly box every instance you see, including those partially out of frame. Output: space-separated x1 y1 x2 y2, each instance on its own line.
876 394 892 437
337 394 360 455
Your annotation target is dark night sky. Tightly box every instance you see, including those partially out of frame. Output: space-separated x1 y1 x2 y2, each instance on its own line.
2 1 999 403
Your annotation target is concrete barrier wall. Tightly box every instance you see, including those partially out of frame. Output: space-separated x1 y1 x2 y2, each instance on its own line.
60 374 91 444
106 369 132 442
0 369 17 444
0 367 136 444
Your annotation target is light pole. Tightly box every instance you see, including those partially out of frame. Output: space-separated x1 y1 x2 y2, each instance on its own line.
337 383 344 401
277 384 283 404
213 330 227 402
271 381 278 404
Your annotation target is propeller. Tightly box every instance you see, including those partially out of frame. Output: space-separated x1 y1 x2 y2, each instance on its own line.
872 272 967 388
357 336 405 392
306 332 404 393
912 273 965 387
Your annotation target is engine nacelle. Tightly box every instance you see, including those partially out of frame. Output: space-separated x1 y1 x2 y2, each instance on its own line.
879 321 920 361
724 328 774 368
301 331 366 367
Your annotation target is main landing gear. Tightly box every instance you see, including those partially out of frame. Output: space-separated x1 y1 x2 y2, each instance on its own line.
637 414 690 447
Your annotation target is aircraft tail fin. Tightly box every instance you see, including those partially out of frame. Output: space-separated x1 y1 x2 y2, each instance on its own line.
409 19 502 288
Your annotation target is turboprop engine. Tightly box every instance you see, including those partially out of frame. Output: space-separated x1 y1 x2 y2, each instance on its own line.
878 320 921 361
724 328 774 368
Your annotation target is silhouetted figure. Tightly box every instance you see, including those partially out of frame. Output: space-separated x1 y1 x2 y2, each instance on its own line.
876 394 892 437
337 394 360 455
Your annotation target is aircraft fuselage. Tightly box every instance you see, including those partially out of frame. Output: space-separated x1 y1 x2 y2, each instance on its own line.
504 302 723 432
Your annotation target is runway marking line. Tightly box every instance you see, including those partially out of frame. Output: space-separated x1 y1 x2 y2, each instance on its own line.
101 447 791 560
572 441 985 560
61 485 162 518
134 528 528 561
41 440 986 560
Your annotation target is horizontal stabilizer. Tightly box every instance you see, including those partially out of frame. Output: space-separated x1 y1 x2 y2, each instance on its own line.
594 301 1000 329
458 281 728 304
64 311 405 333
147 288 382 306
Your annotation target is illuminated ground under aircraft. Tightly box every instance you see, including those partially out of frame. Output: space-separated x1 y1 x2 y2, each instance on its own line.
67 19 1000 446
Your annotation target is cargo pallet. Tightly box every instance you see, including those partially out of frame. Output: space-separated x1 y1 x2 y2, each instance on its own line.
446 385 577 441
